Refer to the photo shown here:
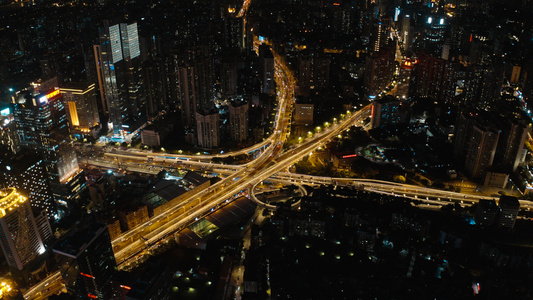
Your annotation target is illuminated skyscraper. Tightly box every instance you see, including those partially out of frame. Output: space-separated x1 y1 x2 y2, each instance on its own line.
0 188 45 271
60 83 101 137
11 86 84 218
0 152 53 218
370 11 391 54
94 21 145 136
0 104 18 154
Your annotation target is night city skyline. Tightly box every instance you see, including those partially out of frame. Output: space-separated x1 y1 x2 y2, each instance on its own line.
1 0 533 299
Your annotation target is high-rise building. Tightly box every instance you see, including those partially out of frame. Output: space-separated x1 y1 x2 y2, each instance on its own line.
176 48 215 128
462 65 502 110
177 65 197 128
221 57 238 97
54 223 117 299
409 52 459 103
371 96 404 128
94 21 145 136
229 101 248 143
364 46 395 97
60 83 101 138
11 85 84 218
400 14 412 52
496 119 530 172
464 123 500 179
298 52 331 96
371 16 391 53
260 45 275 95
455 110 528 179
0 104 18 154
224 16 244 50
196 110 220 148
497 195 520 229
475 199 498 227
294 103 314 126
418 15 449 57
0 188 45 271
0 152 54 218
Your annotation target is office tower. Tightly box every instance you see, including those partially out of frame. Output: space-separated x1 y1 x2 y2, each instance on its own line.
475 199 498 227
298 52 331 96
196 110 220 148
0 188 45 271
497 196 520 229
34 209 53 245
0 104 18 154
418 15 449 57
364 46 395 97
0 152 54 218
229 101 248 143
94 21 145 136
371 16 391 53
400 14 412 51
294 103 314 126
259 45 275 95
176 48 215 128
11 86 84 218
371 96 403 128
54 223 117 299
60 83 101 137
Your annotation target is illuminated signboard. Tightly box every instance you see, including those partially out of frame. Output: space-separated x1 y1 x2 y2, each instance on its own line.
46 89 61 99
39 96 48 104
342 154 358 159
0 108 9 116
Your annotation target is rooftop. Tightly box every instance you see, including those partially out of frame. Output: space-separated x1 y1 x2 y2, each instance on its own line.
53 222 108 259
0 188 27 218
